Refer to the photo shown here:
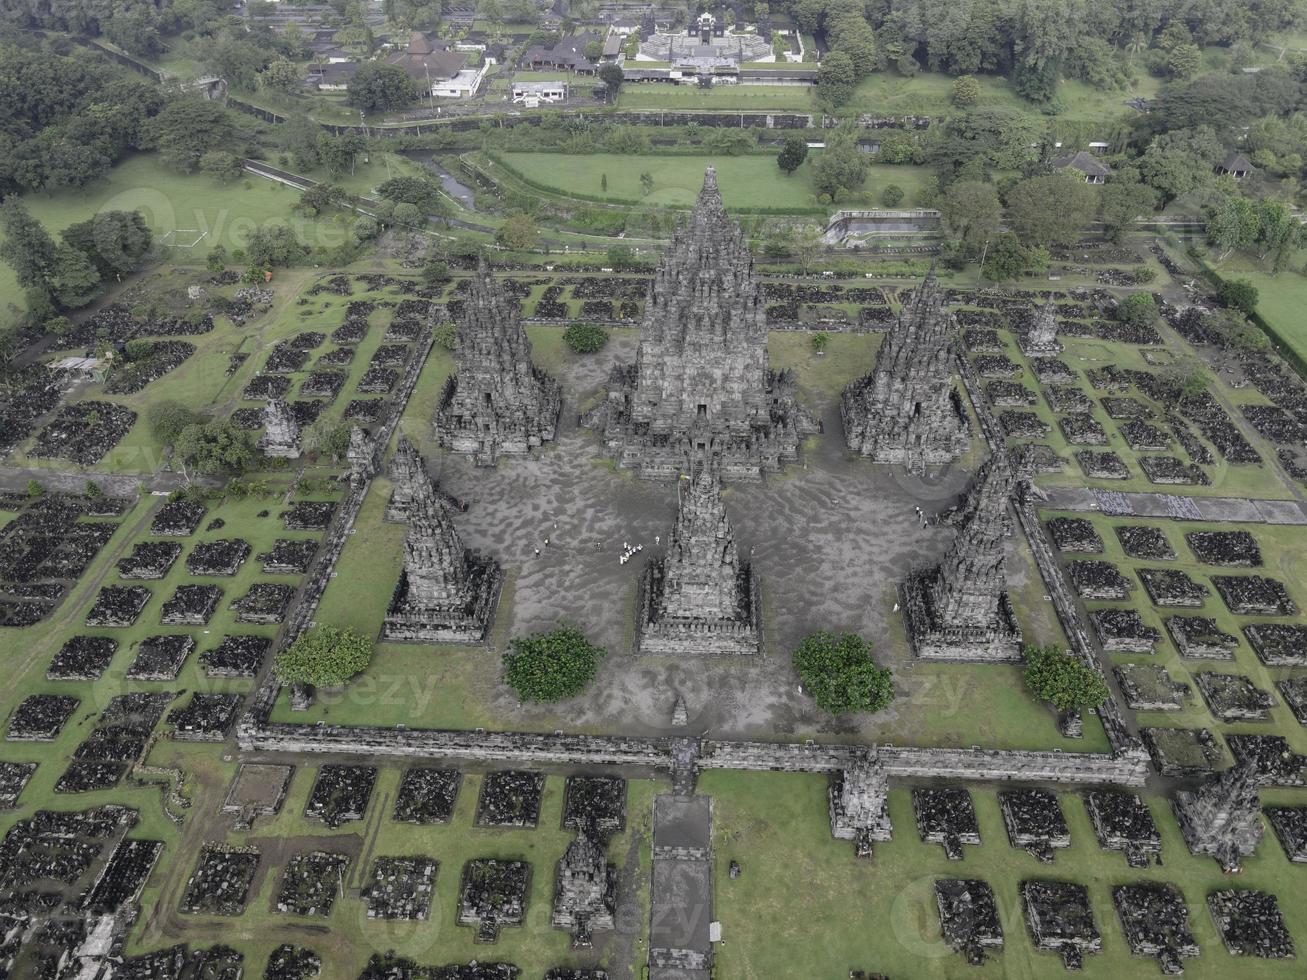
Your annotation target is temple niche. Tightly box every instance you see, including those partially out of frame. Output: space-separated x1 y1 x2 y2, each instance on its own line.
435 258 561 466
587 167 817 480
381 474 501 644
841 268 969 474
638 460 761 656
901 453 1023 662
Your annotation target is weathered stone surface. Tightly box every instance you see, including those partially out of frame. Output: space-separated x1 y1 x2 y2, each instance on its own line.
999 789 1070 862
1019 297 1062 357
258 399 300 459
1196 672 1274 722
1114 664 1188 711
1208 889 1295 959
1112 883 1199 975
1021 879 1102 970
935 878 1004 965
1083 789 1161 867
1173 764 1264 872
436 268 560 465
589 168 816 480
1265 806 1307 862
638 461 760 656
1143 727 1224 777
842 267 969 473
913 787 980 860
902 454 1021 662
552 829 616 947
828 748 892 858
382 488 502 644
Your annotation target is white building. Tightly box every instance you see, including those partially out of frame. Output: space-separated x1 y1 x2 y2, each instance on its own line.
511 80 568 106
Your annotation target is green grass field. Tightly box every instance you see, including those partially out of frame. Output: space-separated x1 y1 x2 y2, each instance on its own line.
497 151 932 211
707 769 1307 979
0 153 355 310
1214 253 1307 365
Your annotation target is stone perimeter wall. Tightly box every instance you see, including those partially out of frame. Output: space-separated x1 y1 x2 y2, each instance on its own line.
240 724 1147 786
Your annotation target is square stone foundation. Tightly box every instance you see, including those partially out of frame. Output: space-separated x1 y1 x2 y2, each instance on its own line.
381 556 503 644
900 575 1022 663
636 561 761 657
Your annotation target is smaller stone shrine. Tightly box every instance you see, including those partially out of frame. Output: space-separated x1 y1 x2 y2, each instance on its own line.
1173 763 1264 872
902 453 1022 661
638 460 760 656
258 399 300 459
1019 297 1062 357
382 490 502 644
551 829 616 948
828 748 893 858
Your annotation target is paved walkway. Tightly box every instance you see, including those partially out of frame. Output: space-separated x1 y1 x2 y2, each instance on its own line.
649 794 714 980
1040 486 1307 524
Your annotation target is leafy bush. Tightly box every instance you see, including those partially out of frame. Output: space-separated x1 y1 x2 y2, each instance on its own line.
1023 644 1109 711
434 321 458 350
880 184 905 207
1116 291 1157 328
792 631 893 715
504 625 606 702
274 626 375 688
1218 278 1259 314
564 323 609 354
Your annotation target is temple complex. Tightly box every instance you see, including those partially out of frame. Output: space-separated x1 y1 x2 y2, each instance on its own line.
902 453 1023 661
587 167 817 480
435 258 561 466
841 268 969 473
638 460 761 655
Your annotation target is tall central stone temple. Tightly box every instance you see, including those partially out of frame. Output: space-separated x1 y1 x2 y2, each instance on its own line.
841 268 969 473
901 453 1022 661
587 167 817 480
382 450 502 644
435 259 561 466
638 461 761 655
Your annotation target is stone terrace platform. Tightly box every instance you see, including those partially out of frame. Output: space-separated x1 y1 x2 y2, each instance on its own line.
1043 487 1307 524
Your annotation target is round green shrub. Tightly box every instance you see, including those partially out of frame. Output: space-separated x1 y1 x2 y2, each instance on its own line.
793 631 893 715
563 323 609 354
273 626 374 688
504 625 606 702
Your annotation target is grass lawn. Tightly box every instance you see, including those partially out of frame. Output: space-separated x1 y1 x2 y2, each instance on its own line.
1214 253 1307 365
0 153 357 308
707 769 1307 979
618 84 817 112
499 152 822 210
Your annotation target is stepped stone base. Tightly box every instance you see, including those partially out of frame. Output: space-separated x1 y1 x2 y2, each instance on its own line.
636 561 761 656
381 555 502 644
901 573 1022 663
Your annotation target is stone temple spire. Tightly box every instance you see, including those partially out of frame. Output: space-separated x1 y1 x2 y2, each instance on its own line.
587 167 817 480
382 488 502 643
1173 763 1264 872
385 434 433 523
551 828 616 947
638 459 761 655
840 267 968 474
902 453 1022 661
1019 295 1062 357
829 747 893 858
435 256 561 466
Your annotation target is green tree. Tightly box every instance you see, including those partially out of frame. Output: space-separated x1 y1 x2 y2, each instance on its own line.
1166 43 1201 79
495 213 538 250
777 133 808 176
148 401 207 446
982 233 1048 281
434 321 458 349
563 323 609 353
1023 644 1109 712
812 132 869 200
392 202 423 228
144 98 241 173
810 330 830 353
260 58 302 94
1005 172 1097 246
793 631 893 716
378 175 446 216
200 150 243 184
950 74 981 107
274 626 374 688
421 258 451 286
504 625 606 702
598 61 624 97
1254 198 1304 272
297 182 345 217
173 421 256 481
940 180 1001 255
49 245 101 308
1205 193 1260 255
246 226 308 268
880 184 905 206
1218 278 1259 314
817 50 856 106
1098 177 1157 242
61 211 152 278
0 199 57 299
640 172 655 195
347 62 416 113
827 13 877 79
1116 292 1157 329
